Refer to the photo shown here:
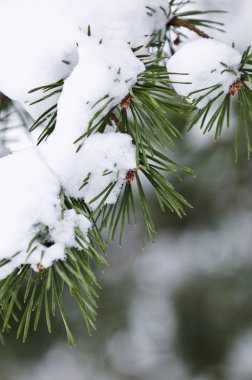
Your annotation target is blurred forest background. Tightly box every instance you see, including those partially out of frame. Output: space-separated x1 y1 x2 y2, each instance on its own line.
0 1 252 379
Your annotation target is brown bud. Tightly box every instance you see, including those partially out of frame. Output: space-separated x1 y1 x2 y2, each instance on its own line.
126 169 136 184
37 263 46 273
120 95 131 110
229 79 243 96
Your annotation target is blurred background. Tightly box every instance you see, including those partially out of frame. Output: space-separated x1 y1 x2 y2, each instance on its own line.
0 1 252 379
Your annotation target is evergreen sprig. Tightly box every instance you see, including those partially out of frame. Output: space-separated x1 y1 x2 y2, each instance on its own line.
0 193 107 346
143 1 226 57
28 79 63 144
74 60 193 245
0 54 194 342
158 0 226 54
187 45 252 161
1 1 251 345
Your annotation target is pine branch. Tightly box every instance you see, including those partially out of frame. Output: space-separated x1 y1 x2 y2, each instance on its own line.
0 191 108 344
28 79 63 144
163 1 226 53
75 60 194 245
25 56 194 248
187 46 252 161
0 2 245 345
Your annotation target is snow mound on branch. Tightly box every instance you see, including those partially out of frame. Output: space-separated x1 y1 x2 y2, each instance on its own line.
0 1 159 279
75 132 136 207
0 0 166 118
50 209 91 250
167 39 242 108
41 38 139 203
0 30 139 279
0 148 91 279
44 38 144 146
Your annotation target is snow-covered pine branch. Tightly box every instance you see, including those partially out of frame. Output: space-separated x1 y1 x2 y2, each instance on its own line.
0 0 251 344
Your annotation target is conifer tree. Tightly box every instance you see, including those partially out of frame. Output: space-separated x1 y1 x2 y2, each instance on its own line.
0 0 251 345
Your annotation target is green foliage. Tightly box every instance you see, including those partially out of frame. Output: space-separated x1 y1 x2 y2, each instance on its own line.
151 0 226 55
0 56 194 342
0 193 107 346
187 45 252 161
76 61 193 245
0 1 251 345
29 79 63 144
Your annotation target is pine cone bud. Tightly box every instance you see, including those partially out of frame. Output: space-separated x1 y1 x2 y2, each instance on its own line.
229 79 243 96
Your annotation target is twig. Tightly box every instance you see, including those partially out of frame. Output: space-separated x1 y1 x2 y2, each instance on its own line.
167 17 211 39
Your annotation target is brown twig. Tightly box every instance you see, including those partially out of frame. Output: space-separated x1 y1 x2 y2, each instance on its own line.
167 17 211 39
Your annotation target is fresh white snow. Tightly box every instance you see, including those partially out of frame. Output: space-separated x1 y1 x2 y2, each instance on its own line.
0 1 245 280
0 148 91 279
0 0 166 278
0 0 166 118
167 38 242 108
41 38 140 203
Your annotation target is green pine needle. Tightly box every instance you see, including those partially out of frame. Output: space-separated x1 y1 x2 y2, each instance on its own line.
187 46 252 161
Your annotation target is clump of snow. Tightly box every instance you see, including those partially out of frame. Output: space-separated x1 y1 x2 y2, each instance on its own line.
0 148 61 260
0 0 166 118
43 128 136 208
0 148 91 279
44 130 136 207
51 209 91 249
77 132 136 207
42 37 144 147
0 0 167 279
41 38 139 204
167 39 242 108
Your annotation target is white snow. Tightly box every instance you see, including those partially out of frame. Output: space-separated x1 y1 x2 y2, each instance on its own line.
41 38 140 204
167 39 242 108
0 0 166 118
75 132 136 206
42 37 144 148
0 148 91 279
0 0 166 278
51 209 91 249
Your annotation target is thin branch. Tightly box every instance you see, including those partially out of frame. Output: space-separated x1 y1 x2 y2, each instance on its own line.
167 17 211 39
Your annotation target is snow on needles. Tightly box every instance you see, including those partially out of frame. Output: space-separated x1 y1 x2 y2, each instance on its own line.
167 39 242 108
0 0 166 118
41 38 141 203
0 149 91 279
0 1 166 278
